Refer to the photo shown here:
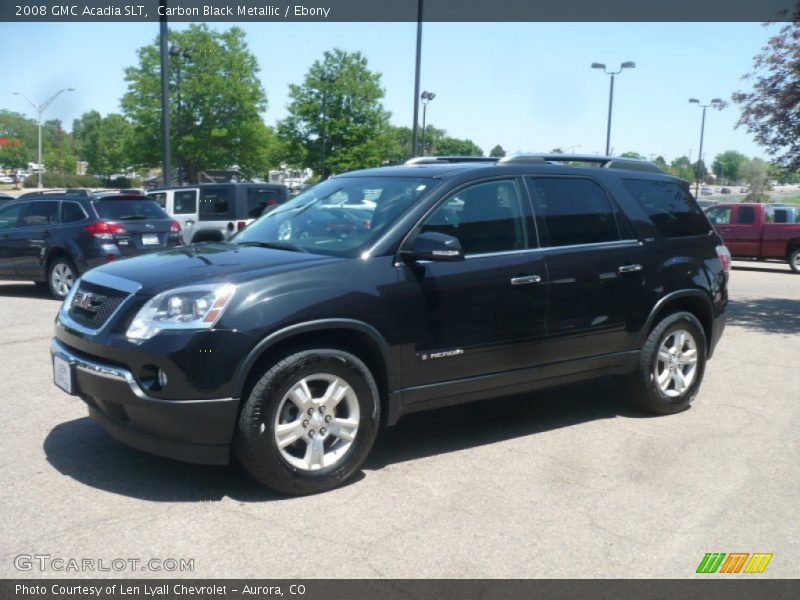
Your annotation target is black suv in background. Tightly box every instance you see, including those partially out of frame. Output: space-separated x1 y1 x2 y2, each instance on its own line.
0 191 183 299
51 155 729 494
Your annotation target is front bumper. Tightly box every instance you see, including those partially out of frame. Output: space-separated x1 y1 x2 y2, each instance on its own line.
51 338 239 465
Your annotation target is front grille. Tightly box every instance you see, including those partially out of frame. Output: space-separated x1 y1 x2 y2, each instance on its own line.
67 280 130 330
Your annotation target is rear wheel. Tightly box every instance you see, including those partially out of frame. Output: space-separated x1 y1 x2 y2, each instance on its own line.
47 256 77 300
625 312 707 415
235 349 380 495
789 248 800 274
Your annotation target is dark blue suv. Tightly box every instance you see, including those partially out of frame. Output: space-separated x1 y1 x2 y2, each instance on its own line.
0 191 183 299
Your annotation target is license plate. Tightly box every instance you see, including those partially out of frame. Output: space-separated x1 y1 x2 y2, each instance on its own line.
53 355 73 394
142 233 159 246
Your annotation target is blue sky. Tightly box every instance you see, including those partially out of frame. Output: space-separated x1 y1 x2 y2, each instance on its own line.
0 21 777 163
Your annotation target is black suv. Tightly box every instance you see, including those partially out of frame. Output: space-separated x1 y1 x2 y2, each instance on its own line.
0 191 184 299
50 155 729 494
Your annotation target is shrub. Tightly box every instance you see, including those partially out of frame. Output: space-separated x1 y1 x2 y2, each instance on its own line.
23 173 102 188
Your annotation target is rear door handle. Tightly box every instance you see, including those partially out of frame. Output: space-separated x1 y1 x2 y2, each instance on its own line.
618 264 643 273
510 275 542 286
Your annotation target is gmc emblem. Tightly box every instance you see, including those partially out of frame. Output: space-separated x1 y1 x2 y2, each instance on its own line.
71 291 104 313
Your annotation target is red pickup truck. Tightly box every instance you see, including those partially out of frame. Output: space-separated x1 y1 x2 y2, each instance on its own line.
704 203 800 273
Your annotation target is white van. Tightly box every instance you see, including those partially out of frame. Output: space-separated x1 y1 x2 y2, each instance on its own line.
148 183 289 244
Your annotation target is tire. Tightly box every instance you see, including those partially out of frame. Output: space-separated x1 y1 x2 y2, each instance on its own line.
47 256 77 300
625 312 707 415
234 348 380 495
789 248 800 274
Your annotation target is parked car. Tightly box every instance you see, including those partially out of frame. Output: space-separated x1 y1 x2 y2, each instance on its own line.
700 187 713 196
720 187 731 195
0 192 184 299
147 183 290 244
51 154 729 494
705 203 800 273
0 175 14 184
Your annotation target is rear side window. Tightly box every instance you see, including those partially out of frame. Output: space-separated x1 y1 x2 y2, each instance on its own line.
737 206 756 225
199 188 231 220
247 187 285 218
61 202 87 223
94 199 169 220
0 203 24 230
174 190 198 214
528 177 622 247
623 179 711 237
21 201 60 226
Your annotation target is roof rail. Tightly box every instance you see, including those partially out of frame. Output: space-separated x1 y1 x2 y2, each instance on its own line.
405 156 498 165
497 155 547 165
17 188 93 199
538 154 664 174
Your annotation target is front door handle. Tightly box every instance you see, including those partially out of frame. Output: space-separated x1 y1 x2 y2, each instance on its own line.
510 275 542 286
618 264 643 273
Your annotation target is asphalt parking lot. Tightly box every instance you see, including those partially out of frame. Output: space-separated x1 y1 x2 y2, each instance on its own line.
1 260 798 579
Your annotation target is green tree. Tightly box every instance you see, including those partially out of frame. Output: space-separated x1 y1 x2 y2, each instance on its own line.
668 156 694 182
712 150 748 184
692 160 708 182
278 48 392 178
42 120 76 176
0 110 37 165
620 151 645 159
733 22 800 169
653 156 669 171
0 137 28 170
741 157 770 198
73 111 133 180
121 24 271 182
432 136 483 157
489 145 506 158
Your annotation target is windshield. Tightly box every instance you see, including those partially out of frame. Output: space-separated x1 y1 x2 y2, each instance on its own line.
232 176 438 256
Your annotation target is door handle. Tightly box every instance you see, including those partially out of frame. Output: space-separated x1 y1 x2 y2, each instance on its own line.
618 264 643 273
510 275 542 286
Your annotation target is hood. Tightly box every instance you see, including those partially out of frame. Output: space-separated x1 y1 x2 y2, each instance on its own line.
87 242 340 296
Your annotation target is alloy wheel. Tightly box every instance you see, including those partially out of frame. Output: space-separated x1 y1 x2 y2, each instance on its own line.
654 329 698 398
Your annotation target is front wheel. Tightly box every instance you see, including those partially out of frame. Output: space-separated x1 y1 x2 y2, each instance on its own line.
235 349 380 495
625 312 707 415
789 248 800 274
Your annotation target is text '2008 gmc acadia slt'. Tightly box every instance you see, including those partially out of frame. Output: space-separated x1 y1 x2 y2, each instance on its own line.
51 155 729 494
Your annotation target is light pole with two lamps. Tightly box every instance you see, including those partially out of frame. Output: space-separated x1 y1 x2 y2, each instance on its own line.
591 61 635 156
420 91 436 156
688 97 725 197
13 87 75 188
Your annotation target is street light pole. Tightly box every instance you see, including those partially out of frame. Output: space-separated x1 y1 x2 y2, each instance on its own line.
319 71 336 181
13 88 75 188
591 61 635 156
420 91 435 156
411 0 424 158
689 98 724 197
159 2 171 187
169 43 191 184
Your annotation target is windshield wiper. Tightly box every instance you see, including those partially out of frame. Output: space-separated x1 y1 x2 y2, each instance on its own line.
236 241 308 253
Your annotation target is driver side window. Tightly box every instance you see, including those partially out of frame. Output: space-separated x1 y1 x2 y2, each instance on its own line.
420 180 526 255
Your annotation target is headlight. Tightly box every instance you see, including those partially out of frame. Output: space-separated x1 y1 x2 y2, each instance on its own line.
126 283 236 340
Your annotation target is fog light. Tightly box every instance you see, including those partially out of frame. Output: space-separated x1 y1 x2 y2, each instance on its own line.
158 369 168 389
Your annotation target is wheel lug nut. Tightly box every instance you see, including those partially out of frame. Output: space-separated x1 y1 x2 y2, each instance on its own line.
320 428 327 435
302 420 309 428
324 415 332 423
307 408 314 415
308 430 315 437
319 406 325 413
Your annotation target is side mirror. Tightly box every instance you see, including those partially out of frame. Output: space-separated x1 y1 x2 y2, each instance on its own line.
401 231 465 262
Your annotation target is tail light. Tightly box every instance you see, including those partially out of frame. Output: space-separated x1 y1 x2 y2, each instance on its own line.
716 245 731 273
267 198 278 206
85 221 126 239
237 220 247 232
170 220 181 233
